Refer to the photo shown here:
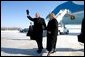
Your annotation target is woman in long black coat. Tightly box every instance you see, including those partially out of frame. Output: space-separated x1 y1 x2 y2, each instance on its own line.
27 22 34 40
46 13 58 56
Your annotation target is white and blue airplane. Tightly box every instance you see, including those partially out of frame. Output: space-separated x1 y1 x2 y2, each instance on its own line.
46 1 84 34
47 1 84 24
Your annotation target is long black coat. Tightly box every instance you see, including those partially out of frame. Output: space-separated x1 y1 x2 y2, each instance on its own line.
27 16 46 40
46 19 58 51
27 25 34 40
78 18 85 43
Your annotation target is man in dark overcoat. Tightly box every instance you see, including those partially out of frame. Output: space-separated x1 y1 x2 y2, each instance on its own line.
26 10 46 53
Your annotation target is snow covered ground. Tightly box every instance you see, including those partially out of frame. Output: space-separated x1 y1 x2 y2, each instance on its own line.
1 26 84 56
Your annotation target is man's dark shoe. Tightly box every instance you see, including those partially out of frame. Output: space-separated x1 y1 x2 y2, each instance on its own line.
37 49 42 54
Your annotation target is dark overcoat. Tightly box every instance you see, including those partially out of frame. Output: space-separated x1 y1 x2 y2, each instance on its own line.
78 18 85 43
46 19 58 51
27 16 46 40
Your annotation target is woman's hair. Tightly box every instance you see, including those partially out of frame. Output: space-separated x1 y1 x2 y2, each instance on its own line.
48 13 56 19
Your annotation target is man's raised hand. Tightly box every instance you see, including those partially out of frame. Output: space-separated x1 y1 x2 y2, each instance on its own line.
26 9 29 15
